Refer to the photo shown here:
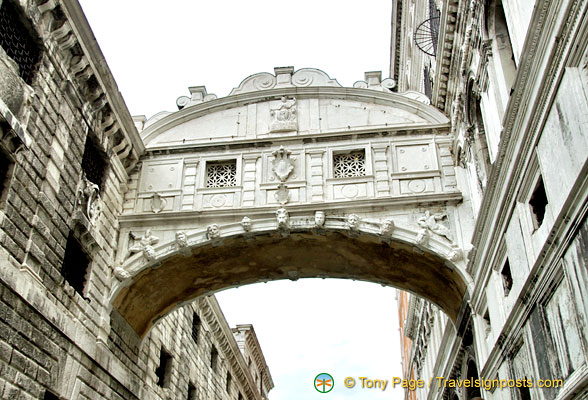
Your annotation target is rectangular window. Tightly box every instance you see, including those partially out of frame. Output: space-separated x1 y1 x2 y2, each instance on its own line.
61 233 89 296
0 0 41 84
188 382 197 400
155 347 173 388
191 312 200 344
206 160 237 188
43 391 59 400
0 148 13 206
81 135 108 189
333 150 366 178
210 345 219 372
226 371 232 393
501 259 513 296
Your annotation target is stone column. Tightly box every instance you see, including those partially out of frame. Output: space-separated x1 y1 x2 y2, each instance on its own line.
242 154 260 207
308 149 325 202
372 144 391 197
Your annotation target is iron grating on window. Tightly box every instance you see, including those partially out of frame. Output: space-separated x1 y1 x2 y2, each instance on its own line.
333 151 366 178
0 0 41 85
206 160 237 188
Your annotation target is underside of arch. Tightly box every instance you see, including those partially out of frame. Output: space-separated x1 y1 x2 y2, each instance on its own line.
113 232 467 337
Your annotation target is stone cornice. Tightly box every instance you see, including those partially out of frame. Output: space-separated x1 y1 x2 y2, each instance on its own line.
199 296 263 400
233 325 274 392
31 0 144 180
140 86 450 146
117 192 463 226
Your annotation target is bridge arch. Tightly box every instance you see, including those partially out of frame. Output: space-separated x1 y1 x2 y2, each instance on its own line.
115 66 472 337
111 216 472 337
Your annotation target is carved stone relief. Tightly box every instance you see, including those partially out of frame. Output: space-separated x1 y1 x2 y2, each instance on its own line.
314 211 326 227
128 229 159 261
276 208 290 229
417 211 453 242
270 96 297 132
206 224 221 240
241 217 252 232
346 214 360 231
380 218 395 236
76 174 102 226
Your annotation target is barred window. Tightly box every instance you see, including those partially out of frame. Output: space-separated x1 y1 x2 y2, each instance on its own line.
206 160 236 188
81 136 108 189
61 233 89 296
0 0 42 85
333 151 366 178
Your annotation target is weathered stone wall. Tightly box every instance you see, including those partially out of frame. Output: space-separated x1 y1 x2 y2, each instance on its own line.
0 1 269 399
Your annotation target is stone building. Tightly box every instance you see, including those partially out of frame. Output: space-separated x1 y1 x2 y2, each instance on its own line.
395 0 588 399
0 0 272 399
1 0 587 399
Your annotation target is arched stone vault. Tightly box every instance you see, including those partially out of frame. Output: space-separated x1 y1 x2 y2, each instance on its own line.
112 218 471 337
116 66 473 337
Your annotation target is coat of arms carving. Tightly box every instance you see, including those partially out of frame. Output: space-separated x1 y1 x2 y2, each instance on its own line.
271 146 295 182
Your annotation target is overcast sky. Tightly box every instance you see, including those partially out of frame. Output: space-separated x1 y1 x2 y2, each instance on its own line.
77 1 403 399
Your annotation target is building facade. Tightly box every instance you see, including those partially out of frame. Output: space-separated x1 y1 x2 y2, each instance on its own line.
396 0 588 399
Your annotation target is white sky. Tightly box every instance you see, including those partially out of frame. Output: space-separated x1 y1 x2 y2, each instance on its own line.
77 1 403 399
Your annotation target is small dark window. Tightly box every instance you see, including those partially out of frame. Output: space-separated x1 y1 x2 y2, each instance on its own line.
188 382 197 400
43 391 59 400
483 309 491 333
226 371 232 392
238 393 243 400
81 136 108 189
0 149 13 203
519 383 532 400
191 312 200 344
0 0 42 85
210 345 218 372
466 360 482 399
529 176 548 229
61 233 89 296
501 259 513 295
424 66 433 100
155 347 172 388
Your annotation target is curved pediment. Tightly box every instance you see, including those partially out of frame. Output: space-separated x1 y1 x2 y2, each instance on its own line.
140 67 449 150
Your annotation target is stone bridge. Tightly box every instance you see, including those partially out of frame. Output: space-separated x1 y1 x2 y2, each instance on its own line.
110 67 473 336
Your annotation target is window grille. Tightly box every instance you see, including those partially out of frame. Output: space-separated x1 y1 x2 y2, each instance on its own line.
0 0 41 85
61 233 89 296
333 151 366 178
206 161 236 188
81 136 107 189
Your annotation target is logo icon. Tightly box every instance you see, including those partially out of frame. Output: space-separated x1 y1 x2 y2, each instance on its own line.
314 373 334 393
